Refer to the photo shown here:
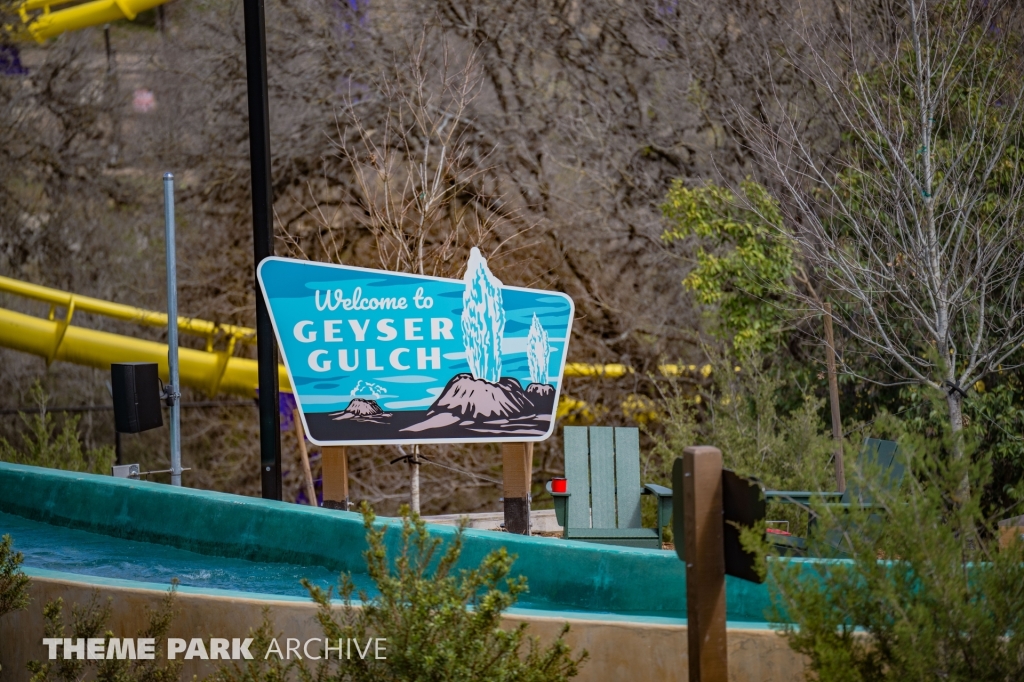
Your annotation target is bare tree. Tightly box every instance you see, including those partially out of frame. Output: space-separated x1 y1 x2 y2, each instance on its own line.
750 0 1024 469
281 32 535 514
286 33 529 282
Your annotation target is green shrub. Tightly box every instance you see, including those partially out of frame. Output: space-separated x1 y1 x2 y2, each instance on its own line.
27 584 181 682
0 383 114 474
203 609 297 682
759 411 1024 682
0 534 30 619
1 534 32 674
295 504 586 682
648 349 836 538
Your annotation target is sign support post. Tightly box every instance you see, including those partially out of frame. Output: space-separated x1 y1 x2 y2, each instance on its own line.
322 446 349 510
681 446 728 682
502 442 533 534
292 409 318 507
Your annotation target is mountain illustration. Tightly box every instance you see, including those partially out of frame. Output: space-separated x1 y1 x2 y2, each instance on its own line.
396 374 553 435
525 382 555 414
430 374 533 419
309 375 559 440
329 398 392 423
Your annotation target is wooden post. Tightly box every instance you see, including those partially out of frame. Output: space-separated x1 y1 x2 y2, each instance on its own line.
292 410 317 507
502 442 533 534
682 446 728 682
824 302 845 492
322 446 349 510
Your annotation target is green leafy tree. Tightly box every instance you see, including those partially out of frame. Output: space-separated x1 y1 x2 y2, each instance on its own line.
0 383 114 474
299 504 586 682
660 180 796 352
756 404 1024 682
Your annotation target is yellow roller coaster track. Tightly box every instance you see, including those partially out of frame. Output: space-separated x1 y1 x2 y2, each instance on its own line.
16 0 171 42
0 275 700 407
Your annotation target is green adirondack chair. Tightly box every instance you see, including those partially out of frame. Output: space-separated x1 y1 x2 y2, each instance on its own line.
764 437 905 554
545 426 673 549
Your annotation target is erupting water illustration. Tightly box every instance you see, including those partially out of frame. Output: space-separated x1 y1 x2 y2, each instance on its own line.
350 380 387 398
461 247 505 384
527 313 550 385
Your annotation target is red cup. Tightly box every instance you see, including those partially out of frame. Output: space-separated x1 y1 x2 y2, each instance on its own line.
551 477 567 493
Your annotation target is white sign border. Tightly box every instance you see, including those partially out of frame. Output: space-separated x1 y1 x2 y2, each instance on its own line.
257 256 576 446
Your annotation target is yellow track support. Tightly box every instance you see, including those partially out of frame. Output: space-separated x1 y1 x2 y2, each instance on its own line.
0 305 286 397
17 0 171 42
0 275 703 406
0 275 279 397
0 276 255 346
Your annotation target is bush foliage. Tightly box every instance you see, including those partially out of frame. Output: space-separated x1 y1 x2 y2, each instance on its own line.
27 584 181 682
758 408 1024 682
298 504 586 682
0 384 114 474
1 534 32 674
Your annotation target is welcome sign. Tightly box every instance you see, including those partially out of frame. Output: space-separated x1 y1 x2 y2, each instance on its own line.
257 250 574 445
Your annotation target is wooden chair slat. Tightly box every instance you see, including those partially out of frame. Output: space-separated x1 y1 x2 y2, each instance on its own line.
565 527 659 539
614 427 642 528
589 427 617 529
564 426 592 529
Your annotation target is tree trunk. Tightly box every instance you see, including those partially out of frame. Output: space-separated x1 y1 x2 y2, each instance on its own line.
946 389 970 501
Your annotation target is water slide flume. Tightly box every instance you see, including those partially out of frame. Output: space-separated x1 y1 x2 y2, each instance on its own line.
16 0 170 42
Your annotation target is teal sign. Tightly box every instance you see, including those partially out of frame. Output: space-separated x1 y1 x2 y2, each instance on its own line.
257 250 574 445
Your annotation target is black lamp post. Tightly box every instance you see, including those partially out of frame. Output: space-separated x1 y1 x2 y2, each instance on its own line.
242 0 282 500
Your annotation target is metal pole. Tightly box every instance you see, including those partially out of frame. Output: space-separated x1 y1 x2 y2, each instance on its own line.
242 0 282 500
823 302 845 492
163 173 182 487
410 444 420 514
103 25 113 73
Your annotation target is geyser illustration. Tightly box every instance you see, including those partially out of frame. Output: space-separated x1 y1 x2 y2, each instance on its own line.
461 247 505 384
527 313 550 385
350 380 386 398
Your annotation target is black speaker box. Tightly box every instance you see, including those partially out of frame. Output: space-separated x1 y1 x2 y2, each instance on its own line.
111 363 163 434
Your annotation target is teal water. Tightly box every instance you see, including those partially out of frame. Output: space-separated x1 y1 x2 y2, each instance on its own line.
0 510 698 621
0 511 372 598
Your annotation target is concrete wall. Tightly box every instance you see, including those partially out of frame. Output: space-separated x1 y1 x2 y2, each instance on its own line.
0 573 808 682
423 508 562 532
